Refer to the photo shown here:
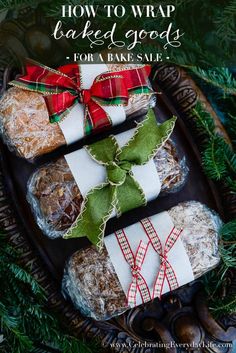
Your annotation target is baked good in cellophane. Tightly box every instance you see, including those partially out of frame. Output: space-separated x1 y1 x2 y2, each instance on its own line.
0 61 155 159
62 201 222 321
27 110 188 240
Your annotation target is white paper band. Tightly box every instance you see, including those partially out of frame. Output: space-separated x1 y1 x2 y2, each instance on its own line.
104 211 194 306
58 64 126 144
65 128 161 217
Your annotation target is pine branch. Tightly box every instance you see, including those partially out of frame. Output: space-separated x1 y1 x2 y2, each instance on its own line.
219 244 236 268
192 101 216 140
202 137 227 180
0 231 100 353
7 263 45 297
203 218 236 317
0 0 39 11
174 0 194 8
191 102 236 191
225 114 236 147
194 100 236 317
202 135 236 181
225 176 236 192
189 67 236 96
220 219 236 242
214 0 236 44
221 139 236 174
0 302 19 329
209 295 236 317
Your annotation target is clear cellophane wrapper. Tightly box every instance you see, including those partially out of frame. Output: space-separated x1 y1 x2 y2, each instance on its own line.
27 139 188 239
62 201 222 321
0 64 155 159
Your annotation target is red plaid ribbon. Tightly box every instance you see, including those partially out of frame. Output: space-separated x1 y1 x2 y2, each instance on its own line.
115 229 151 307
140 218 182 299
10 59 151 135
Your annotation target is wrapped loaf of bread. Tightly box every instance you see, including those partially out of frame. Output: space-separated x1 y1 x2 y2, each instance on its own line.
27 119 188 239
0 62 153 159
62 201 222 321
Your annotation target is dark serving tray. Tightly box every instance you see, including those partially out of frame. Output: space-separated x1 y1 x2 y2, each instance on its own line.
0 64 235 353
0 84 223 282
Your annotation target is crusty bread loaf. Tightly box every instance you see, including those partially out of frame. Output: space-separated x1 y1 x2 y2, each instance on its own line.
27 140 188 239
0 64 153 159
62 201 222 321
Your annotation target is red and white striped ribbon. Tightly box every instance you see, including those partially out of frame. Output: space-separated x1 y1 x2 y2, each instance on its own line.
140 218 182 299
115 229 151 306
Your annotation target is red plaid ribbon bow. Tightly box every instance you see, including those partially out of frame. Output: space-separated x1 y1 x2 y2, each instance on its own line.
10 59 151 135
115 229 151 307
141 218 182 299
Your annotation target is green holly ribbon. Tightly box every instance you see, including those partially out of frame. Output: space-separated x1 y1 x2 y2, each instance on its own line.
64 109 176 249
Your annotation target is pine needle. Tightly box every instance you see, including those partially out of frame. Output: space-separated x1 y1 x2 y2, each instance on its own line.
0 231 100 353
190 67 236 96
209 295 236 317
202 137 227 180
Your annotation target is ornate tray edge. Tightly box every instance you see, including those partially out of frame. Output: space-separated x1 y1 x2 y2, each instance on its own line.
0 64 235 352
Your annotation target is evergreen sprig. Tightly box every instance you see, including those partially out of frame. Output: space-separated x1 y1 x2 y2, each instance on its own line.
226 114 236 147
189 67 236 96
192 101 215 139
192 102 236 192
202 137 227 180
192 102 236 317
0 231 99 353
214 0 236 46
203 220 236 317
0 0 40 11
209 295 236 316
